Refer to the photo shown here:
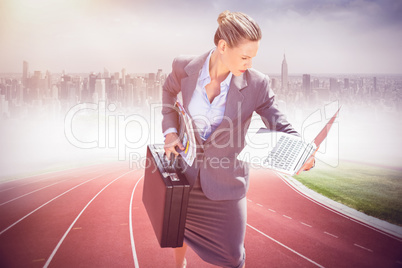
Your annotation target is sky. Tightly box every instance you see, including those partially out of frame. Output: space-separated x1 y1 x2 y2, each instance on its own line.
0 0 401 74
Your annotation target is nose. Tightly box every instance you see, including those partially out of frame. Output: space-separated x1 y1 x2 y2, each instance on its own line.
245 59 252 69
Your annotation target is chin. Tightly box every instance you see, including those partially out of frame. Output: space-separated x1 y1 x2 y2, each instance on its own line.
234 71 246 77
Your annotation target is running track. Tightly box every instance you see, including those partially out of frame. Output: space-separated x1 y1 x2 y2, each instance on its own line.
0 162 401 267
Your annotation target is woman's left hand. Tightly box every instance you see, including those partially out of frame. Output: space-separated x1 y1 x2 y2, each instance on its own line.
296 150 316 175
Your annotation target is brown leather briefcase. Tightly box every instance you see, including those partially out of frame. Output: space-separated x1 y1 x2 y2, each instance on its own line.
142 144 190 248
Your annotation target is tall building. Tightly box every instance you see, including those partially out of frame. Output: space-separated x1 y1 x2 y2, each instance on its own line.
373 77 377 92
22 61 29 88
133 76 145 105
109 79 119 103
60 75 72 100
71 76 82 103
95 79 106 101
312 78 320 89
156 69 163 82
147 73 156 101
121 68 126 85
88 73 97 96
302 74 311 96
281 54 288 91
103 68 110 79
51 85 58 100
46 70 52 92
126 83 134 107
123 74 132 105
16 81 23 105
330 78 339 92
114 72 120 82
81 78 90 102
30 71 42 101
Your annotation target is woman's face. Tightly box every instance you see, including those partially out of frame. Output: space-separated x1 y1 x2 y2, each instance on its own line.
220 39 260 76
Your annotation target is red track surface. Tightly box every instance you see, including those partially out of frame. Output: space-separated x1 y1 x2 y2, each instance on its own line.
0 162 401 267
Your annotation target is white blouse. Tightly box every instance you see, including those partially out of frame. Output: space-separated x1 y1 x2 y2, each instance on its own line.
187 49 233 141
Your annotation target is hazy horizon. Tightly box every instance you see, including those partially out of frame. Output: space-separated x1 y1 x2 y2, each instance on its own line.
1 100 401 179
1 0 401 74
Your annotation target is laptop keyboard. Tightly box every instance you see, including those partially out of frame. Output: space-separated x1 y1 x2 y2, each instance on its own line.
265 136 304 171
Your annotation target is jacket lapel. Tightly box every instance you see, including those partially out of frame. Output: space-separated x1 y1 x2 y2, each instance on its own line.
204 73 248 145
181 52 209 111
223 74 247 120
181 51 210 146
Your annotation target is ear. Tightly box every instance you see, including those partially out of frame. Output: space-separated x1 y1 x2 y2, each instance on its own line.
217 39 227 54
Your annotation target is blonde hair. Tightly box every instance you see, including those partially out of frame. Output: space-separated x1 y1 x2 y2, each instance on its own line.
214 10 262 48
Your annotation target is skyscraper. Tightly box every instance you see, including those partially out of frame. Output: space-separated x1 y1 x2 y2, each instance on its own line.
330 78 339 92
147 73 156 101
46 70 52 92
121 68 126 85
103 68 110 79
22 61 29 88
302 74 311 96
156 69 163 82
281 54 288 91
95 79 106 101
60 75 72 101
89 73 97 96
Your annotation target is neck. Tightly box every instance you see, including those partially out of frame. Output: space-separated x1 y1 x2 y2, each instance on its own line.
209 49 230 81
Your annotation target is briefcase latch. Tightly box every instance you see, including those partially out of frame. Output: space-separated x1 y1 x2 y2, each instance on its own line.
162 172 180 182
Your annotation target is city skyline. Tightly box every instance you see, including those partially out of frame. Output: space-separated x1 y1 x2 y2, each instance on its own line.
1 58 399 118
1 0 401 74
5 50 402 78
1 55 402 171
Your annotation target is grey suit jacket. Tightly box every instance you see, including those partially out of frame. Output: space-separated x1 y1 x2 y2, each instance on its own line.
162 51 299 201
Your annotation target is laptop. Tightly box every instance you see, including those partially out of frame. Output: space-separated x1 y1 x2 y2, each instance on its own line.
237 107 340 176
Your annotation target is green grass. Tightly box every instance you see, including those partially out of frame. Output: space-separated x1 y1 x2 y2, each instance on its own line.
294 161 402 226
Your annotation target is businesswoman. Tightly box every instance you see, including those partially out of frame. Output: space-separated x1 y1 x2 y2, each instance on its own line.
162 10 314 268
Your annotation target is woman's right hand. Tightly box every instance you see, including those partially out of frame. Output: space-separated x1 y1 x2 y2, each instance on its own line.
164 133 185 160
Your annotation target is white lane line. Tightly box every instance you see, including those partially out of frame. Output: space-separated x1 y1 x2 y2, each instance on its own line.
324 232 338 239
0 173 71 193
0 168 74 186
0 167 100 193
0 174 104 236
353 243 373 253
268 209 276 213
129 175 144 268
247 224 325 268
247 199 253 202
0 162 107 187
43 169 136 268
0 180 67 206
300 222 312 228
257 203 263 207
283 215 292 220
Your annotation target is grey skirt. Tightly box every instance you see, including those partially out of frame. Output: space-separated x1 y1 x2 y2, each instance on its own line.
184 176 247 268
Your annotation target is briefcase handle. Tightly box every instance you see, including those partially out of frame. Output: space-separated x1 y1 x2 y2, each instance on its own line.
164 150 181 173
169 152 177 169
164 102 185 173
